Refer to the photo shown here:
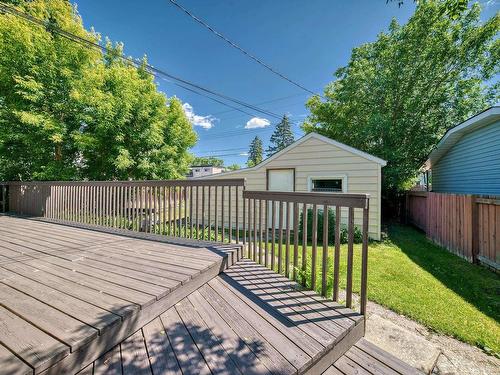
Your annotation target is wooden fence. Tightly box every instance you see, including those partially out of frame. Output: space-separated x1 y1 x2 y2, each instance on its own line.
1 180 371 315
407 191 499 269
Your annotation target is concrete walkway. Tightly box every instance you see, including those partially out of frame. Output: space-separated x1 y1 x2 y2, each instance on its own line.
364 301 500 375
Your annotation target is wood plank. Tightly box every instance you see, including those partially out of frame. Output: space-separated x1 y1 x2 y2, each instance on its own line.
0 305 69 372
355 338 422 375
207 276 311 371
187 291 272 375
198 284 296 375
0 343 32 375
345 346 399 375
142 318 182 375
120 331 152 375
93 345 122 375
333 355 372 375
0 284 98 351
0 258 137 318
2 273 121 334
175 298 243 375
160 307 211 375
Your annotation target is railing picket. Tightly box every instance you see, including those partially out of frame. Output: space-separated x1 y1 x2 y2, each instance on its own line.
322 204 329 297
293 202 299 281
346 207 355 308
248 197 252 258
189 186 193 238
243 195 246 255
285 201 291 278
168 186 172 235
195 186 199 239
214 186 219 241
202 186 206 240
265 199 269 267
360 203 369 316
173 186 177 236
302 203 308 284
271 201 276 271
253 198 257 261
228 186 232 243
179 186 183 237
235 186 239 244
278 201 284 274
259 199 264 265
333 206 341 301
221 186 225 242
311 204 318 290
208 186 211 241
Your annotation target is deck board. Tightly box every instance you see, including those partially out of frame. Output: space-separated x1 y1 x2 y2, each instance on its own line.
0 215 237 375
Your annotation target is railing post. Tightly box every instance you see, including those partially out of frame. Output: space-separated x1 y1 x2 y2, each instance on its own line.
360 198 370 317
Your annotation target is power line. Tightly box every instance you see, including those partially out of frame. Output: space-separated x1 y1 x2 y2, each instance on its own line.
0 2 293 122
167 0 319 96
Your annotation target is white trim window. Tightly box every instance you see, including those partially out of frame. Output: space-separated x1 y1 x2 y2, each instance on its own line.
308 175 347 193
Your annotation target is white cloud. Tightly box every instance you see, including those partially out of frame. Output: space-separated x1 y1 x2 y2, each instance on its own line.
245 117 271 129
182 103 217 130
239 152 249 156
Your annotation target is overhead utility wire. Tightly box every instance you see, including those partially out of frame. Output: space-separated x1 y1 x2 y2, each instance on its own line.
167 0 319 96
0 3 295 122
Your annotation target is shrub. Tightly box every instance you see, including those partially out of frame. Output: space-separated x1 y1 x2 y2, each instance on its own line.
298 207 362 245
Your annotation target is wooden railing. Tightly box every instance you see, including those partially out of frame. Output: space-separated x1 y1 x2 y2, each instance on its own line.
5 179 245 243
0 183 7 213
243 190 370 315
3 180 372 315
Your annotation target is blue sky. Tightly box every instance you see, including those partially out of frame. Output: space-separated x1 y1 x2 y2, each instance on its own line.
74 0 498 167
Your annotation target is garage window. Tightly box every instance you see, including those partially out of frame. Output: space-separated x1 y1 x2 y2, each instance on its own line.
309 176 346 193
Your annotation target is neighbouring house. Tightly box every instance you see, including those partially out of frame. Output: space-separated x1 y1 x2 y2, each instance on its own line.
407 107 499 268
188 165 225 178
205 132 387 240
424 106 500 194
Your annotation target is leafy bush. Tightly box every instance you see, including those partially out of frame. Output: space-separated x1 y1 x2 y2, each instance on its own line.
298 207 362 245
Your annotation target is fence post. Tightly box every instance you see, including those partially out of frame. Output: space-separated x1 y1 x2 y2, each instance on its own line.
471 195 479 263
0 184 6 213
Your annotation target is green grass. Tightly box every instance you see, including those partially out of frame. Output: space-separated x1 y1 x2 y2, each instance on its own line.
265 224 500 354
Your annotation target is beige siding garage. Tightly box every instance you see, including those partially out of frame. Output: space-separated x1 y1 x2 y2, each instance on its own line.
203 132 386 240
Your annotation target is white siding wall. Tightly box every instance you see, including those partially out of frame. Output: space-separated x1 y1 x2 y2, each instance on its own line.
207 136 382 240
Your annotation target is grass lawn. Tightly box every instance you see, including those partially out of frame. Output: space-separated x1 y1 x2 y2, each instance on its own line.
268 224 499 354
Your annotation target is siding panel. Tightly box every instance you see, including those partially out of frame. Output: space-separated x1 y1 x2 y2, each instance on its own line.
432 120 500 195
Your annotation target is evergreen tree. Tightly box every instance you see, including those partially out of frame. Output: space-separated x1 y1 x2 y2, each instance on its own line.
266 115 294 157
247 136 263 167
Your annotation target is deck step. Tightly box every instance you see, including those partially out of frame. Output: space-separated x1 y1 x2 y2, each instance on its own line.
81 258 370 375
324 338 424 375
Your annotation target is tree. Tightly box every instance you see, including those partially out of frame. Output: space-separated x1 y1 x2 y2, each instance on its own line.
247 136 263 167
388 0 468 19
266 115 295 157
191 156 224 167
0 0 197 181
303 0 499 193
225 164 241 171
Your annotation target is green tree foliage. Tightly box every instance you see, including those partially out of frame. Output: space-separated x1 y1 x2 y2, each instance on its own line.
191 156 224 167
266 114 294 157
304 0 499 193
0 0 196 181
247 136 263 167
225 164 241 171
389 0 469 19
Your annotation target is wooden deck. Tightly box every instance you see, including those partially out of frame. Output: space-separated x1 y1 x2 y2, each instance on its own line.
0 216 240 375
0 216 421 375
